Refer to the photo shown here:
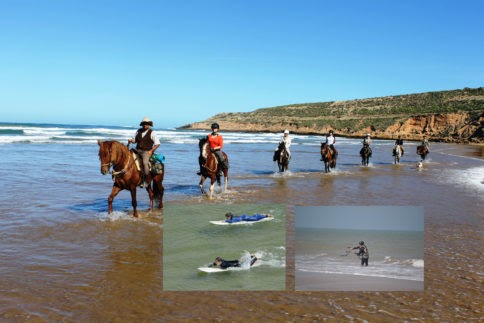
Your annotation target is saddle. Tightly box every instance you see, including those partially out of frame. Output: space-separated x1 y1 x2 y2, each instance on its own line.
131 149 164 175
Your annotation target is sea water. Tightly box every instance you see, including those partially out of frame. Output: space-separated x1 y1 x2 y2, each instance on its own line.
0 122 483 320
295 227 424 282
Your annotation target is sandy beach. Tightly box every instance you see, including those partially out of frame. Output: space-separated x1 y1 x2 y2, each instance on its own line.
296 270 424 292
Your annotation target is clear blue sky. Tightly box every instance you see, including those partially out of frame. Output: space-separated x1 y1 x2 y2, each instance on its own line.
296 206 424 231
1 0 483 128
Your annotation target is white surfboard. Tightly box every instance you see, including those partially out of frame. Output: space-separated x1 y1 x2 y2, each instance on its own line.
198 259 262 273
209 216 274 225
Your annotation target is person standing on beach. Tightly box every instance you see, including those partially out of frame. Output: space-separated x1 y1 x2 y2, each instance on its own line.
128 117 160 188
351 241 369 266
207 123 228 174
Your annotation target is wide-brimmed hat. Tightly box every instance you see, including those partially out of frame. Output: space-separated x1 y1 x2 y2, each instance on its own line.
140 117 153 126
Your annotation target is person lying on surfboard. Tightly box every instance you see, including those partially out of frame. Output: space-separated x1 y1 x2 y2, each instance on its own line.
224 212 272 223
210 255 258 269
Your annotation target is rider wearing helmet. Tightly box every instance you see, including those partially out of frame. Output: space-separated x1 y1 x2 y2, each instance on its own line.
207 123 228 174
351 241 369 266
362 133 373 157
325 130 338 157
281 129 292 159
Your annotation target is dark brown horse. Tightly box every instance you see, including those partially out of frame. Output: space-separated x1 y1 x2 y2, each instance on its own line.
360 144 371 166
320 143 336 173
416 145 429 161
198 137 228 199
274 141 290 172
98 140 164 217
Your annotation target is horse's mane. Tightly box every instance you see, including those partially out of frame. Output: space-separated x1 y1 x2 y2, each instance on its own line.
100 140 129 166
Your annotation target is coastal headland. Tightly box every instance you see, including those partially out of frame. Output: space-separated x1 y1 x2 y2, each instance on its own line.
180 87 483 143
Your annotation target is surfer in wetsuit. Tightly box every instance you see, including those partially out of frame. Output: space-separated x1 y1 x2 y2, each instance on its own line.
211 256 258 269
351 241 369 266
224 212 272 223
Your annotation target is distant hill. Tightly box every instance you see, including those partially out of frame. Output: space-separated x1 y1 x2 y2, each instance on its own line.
180 87 484 143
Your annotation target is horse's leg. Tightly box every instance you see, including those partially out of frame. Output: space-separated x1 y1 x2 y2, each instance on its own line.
209 177 215 199
199 176 207 195
223 169 228 192
155 176 164 209
145 178 154 212
108 186 122 214
130 187 138 217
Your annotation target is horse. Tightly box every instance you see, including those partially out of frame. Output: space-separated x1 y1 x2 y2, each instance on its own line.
416 145 429 162
98 140 164 217
320 143 336 173
274 141 290 172
198 137 228 199
393 144 402 164
360 144 371 166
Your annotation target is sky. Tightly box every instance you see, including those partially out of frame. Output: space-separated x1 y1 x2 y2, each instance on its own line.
0 0 483 128
295 206 424 231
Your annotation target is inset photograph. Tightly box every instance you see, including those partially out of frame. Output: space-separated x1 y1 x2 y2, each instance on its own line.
163 203 286 291
295 206 424 291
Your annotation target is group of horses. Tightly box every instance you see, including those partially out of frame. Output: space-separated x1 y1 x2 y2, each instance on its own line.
98 138 430 217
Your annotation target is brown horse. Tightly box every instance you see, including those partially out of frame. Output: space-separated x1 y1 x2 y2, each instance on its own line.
98 140 164 217
416 145 429 161
198 137 228 199
320 143 336 173
274 141 290 172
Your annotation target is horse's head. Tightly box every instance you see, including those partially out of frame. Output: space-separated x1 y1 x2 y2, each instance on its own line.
278 141 286 151
199 137 210 159
98 140 114 175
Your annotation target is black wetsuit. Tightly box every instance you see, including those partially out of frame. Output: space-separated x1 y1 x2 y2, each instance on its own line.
353 245 369 266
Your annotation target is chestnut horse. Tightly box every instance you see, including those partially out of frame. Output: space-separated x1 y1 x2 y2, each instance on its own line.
98 140 164 217
416 145 429 161
274 141 290 172
198 137 228 199
320 143 336 173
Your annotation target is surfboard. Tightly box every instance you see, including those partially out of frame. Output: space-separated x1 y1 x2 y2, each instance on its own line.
209 216 274 225
198 259 262 273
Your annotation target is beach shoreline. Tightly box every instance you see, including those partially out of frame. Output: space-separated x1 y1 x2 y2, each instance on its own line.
296 270 424 292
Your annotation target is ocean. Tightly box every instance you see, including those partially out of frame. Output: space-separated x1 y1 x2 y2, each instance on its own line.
0 122 482 321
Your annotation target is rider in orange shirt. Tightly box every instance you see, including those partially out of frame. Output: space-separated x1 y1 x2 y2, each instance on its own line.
206 123 228 174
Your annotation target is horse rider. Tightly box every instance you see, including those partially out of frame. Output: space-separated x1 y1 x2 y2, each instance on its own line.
325 130 338 157
128 117 160 188
394 135 404 156
422 135 430 152
362 133 372 156
207 122 229 174
281 129 292 159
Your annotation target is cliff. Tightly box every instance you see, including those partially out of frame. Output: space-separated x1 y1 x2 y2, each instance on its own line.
180 87 484 143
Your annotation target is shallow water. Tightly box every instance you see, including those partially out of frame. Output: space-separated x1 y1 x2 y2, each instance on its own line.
0 124 483 321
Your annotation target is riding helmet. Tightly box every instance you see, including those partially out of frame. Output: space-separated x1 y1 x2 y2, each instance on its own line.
211 123 220 130
359 241 364 245
329 130 334 134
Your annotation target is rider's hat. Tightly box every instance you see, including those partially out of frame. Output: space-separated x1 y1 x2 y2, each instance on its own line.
329 130 334 134
140 117 153 126
366 133 371 137
211 122 220 129
359 241 364 245
284 129 290 134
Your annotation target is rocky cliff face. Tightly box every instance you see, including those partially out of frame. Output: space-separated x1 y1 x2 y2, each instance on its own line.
181 88 484 143
183 112 483 143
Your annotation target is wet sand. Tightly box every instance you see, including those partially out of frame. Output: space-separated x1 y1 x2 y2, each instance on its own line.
296 270 424 291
